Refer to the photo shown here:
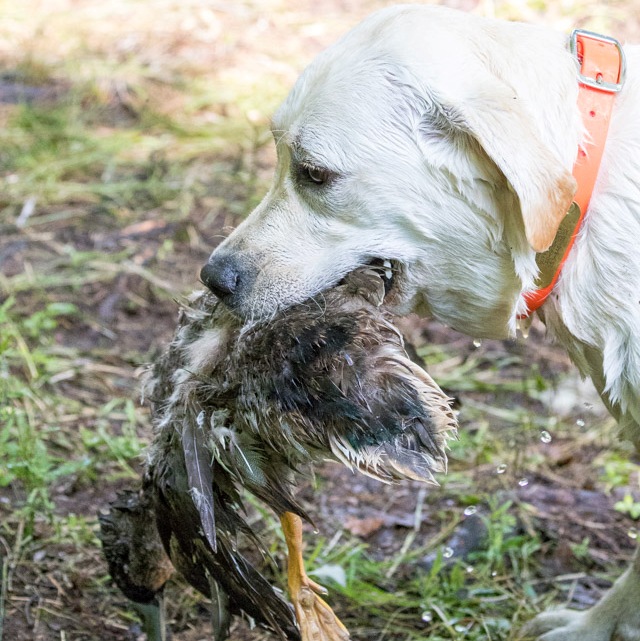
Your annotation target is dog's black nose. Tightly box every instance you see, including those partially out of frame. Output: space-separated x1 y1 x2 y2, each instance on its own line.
200 255 241 299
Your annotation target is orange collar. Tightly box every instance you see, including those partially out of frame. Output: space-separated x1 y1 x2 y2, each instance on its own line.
519 29 626 319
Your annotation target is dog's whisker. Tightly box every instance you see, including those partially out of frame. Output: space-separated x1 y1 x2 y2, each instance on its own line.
271 129 288 149
308 293 328 318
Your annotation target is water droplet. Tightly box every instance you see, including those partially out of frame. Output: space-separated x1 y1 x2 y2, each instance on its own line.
466 565 474 574
313 528 320 535
628 527 638 540
540 430 552 444
576 419 585 427
463 505 477 516
442 546 454 559
473 339 482 348
518 478 529 487
454 624 467 632
496 463 508 474
32 549 46 563
421 611 433 623
491 571 498 577
196 410 206 428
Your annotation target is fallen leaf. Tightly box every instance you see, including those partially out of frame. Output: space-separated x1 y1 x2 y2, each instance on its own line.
344 516 385 537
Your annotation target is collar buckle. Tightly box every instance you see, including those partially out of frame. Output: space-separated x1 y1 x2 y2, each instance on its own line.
569 29 627 93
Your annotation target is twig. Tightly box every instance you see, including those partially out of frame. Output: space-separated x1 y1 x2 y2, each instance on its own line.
431 603 457 638
385 486 428 579
16 197 37 228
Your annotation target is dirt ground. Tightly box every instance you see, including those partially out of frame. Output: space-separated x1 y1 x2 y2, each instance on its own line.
3 1 640 640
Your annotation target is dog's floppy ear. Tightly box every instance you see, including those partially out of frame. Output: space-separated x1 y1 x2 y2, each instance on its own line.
429 82 576 253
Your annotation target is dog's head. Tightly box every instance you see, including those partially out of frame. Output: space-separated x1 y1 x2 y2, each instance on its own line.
201 5 579 338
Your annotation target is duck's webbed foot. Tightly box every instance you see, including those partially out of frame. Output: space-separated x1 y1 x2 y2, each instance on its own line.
280 512 350 641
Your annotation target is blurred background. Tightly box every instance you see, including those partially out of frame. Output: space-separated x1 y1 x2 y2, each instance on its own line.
2 1 640 640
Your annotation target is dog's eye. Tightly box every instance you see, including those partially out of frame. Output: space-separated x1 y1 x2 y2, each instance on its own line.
299 163 331 186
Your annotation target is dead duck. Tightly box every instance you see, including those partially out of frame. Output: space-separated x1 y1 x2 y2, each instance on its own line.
103 266 457 641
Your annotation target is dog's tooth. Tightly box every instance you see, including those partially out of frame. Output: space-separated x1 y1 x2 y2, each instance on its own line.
383 259 393 280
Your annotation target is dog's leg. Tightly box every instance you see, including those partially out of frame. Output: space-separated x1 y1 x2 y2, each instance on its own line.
519 549 640 640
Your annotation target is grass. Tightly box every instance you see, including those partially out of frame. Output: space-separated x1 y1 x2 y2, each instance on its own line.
2 1 640 640
302 498 543 640
0 296 142 526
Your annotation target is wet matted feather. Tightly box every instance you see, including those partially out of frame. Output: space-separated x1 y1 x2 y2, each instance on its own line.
98 489 174 641
139 266 458 640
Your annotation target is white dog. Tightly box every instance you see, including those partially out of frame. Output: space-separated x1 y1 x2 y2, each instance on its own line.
200 4 640 640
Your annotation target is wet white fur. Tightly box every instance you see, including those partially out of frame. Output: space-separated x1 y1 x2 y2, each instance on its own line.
214 4 640 445
210 8 640 638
